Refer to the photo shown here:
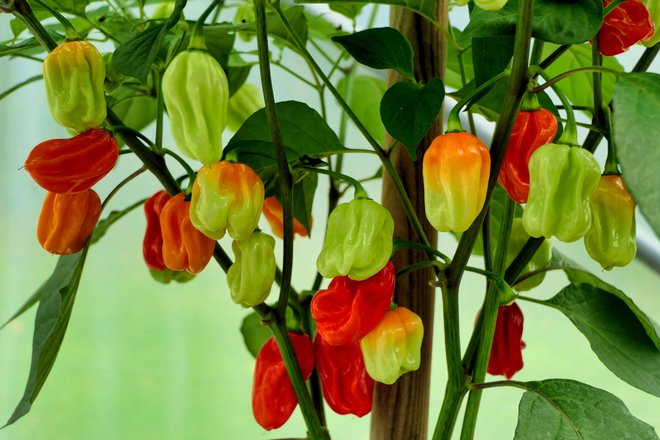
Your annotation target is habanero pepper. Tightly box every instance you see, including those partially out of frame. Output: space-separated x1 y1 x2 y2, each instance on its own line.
252 332 315 430
37 189 102 255
311 260 395 346
24 129 119 194
598 0 655 56
143 190 171 271
227 232 276 307
488 302 525 379
262 196 309 239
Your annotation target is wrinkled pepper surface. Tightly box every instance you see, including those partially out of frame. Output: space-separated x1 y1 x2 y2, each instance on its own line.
227 232 276 307
314 335 374 417
598 0 655 56
227 82 263 131
585 175 637 270
25 129 118 194
43 41 107 132
488 302 525 379
522 143 601 242
262 196 309 239
360 307 424 385
505 218 552 291
252 332 315 430
143 190 171 271
190 161 264 240
423 132 491 232
160 193 215 274
311 260 395 345
37 189 101 255
317 198 394 281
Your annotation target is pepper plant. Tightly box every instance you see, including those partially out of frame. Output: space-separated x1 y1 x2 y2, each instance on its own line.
0 0 659 438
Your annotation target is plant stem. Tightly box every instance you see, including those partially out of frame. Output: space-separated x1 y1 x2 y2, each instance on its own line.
503 237 544 283
531 67 579 146
301 165 367 199
101 167 146 209
154 68 165 152
530 66 621 93
538 44 569 70
32 0 79 40
0 75 42 101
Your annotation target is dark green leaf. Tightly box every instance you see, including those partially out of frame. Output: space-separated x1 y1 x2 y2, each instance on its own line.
338 74 387 145
332 27 414 79
4 249 89 427
450 76 508 121
296 0 436 22
0 291 39 331
514 379 658 439
43 0 89 15
227 65 251 96
329 2 365 19
613 73 660 238
380 78 445 159
240 312 272 358
91 199 146 244
472 35 514 86
292 173 317 236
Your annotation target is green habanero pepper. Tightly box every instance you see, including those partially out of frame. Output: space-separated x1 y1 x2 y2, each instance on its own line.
317 198 394 281
227 232 276 307
522 143 601 242
227 83 263 132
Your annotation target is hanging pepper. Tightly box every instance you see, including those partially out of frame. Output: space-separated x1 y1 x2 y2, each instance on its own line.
227 82 262 132
360 307 424 385
643 0 660 46
252 332 315 430
498 109 558 203
143 190 171 271
262 196 309 239
598 0 655 56
160 193 215 274
506 218 552 292
190 161 265 241
311 260 395 346
162 47 229 165
522 143 601 242
24 129 119 194
313 335 374 417
317 198 394 281
584 175 637 270
227 232 276 307
423 132 491 233
37 189 102 255
488 302 525 379
42 41 107 132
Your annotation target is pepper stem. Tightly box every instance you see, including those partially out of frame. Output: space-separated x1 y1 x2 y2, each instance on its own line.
31 0 79 40
190 0 222 50
531 66 579 147
161 148 196 194
302 165 368 200
603 106 620 175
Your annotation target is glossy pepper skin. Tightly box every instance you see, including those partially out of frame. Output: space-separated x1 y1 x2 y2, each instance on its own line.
488 302 525 379
498 109 558 203
25 129 119 194
227 232 276 307
252 332 315 430
160 193 215 274
311 260 395 346
522 143 601 242
506 218 551 291
262 196 309 239
585 175 637 270
643 0 660 46
190 161 265 240
598 0 655 56
360 307 424 385
162 50 229 165
143 190 171 271
37 189 101 255
314 335 374 417
43 41 107 132
227 82 263 131
317 199 394 281
423 132 491 233
474 0 508 10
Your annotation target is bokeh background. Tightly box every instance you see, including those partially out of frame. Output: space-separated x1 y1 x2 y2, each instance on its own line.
1 3 659 439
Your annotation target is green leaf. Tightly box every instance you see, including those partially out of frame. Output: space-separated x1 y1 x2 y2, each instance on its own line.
613 73 660 238
514 379 658 439
296 0 436 22
472 35 514 86
4 249 90 427
380 78 444 159
445 33 474 90
292 173 317 236
332 27 414 79
338 74 387 146
240 312 272 358
91 199 146 244
463 0 603 45
0 291 39 331
329 2 365 19
450 77 508 122
107 87 158 139
43 0 89 15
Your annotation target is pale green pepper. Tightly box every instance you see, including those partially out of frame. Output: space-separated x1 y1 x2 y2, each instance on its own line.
227 232 276 307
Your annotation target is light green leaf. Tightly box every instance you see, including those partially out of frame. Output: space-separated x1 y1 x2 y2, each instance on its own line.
338 74 387 146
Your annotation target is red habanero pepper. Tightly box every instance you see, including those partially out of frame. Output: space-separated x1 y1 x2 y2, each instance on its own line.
143 190 171 271
252 332 315 430
488 302 525 379
262 196 310 239
24 129 119 194
160 193 215 274
311 260 396 346
313 335 374 417
37 189 102 255
598 0 655 56
498 109 558 203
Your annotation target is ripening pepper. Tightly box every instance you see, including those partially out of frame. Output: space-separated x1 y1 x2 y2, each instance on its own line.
24 129 119 194
522 143 601 242
227 232 276 307
143 190 171 271
643 0 660 46
504 218 551 291
311 260 395 346
474 0 508 10
317 198 394 281
160 193 215 274
598 0 655 56
584 175 637 270
252 332 315 430
43 41 107 132
37 189 102 255
262 196 309 239
498 109 558 203
423 132 491 233
488 302 525 379
190 161 265 240
314 335 374 417
162 49 229 164
360 307 424 385
227 82 263 132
